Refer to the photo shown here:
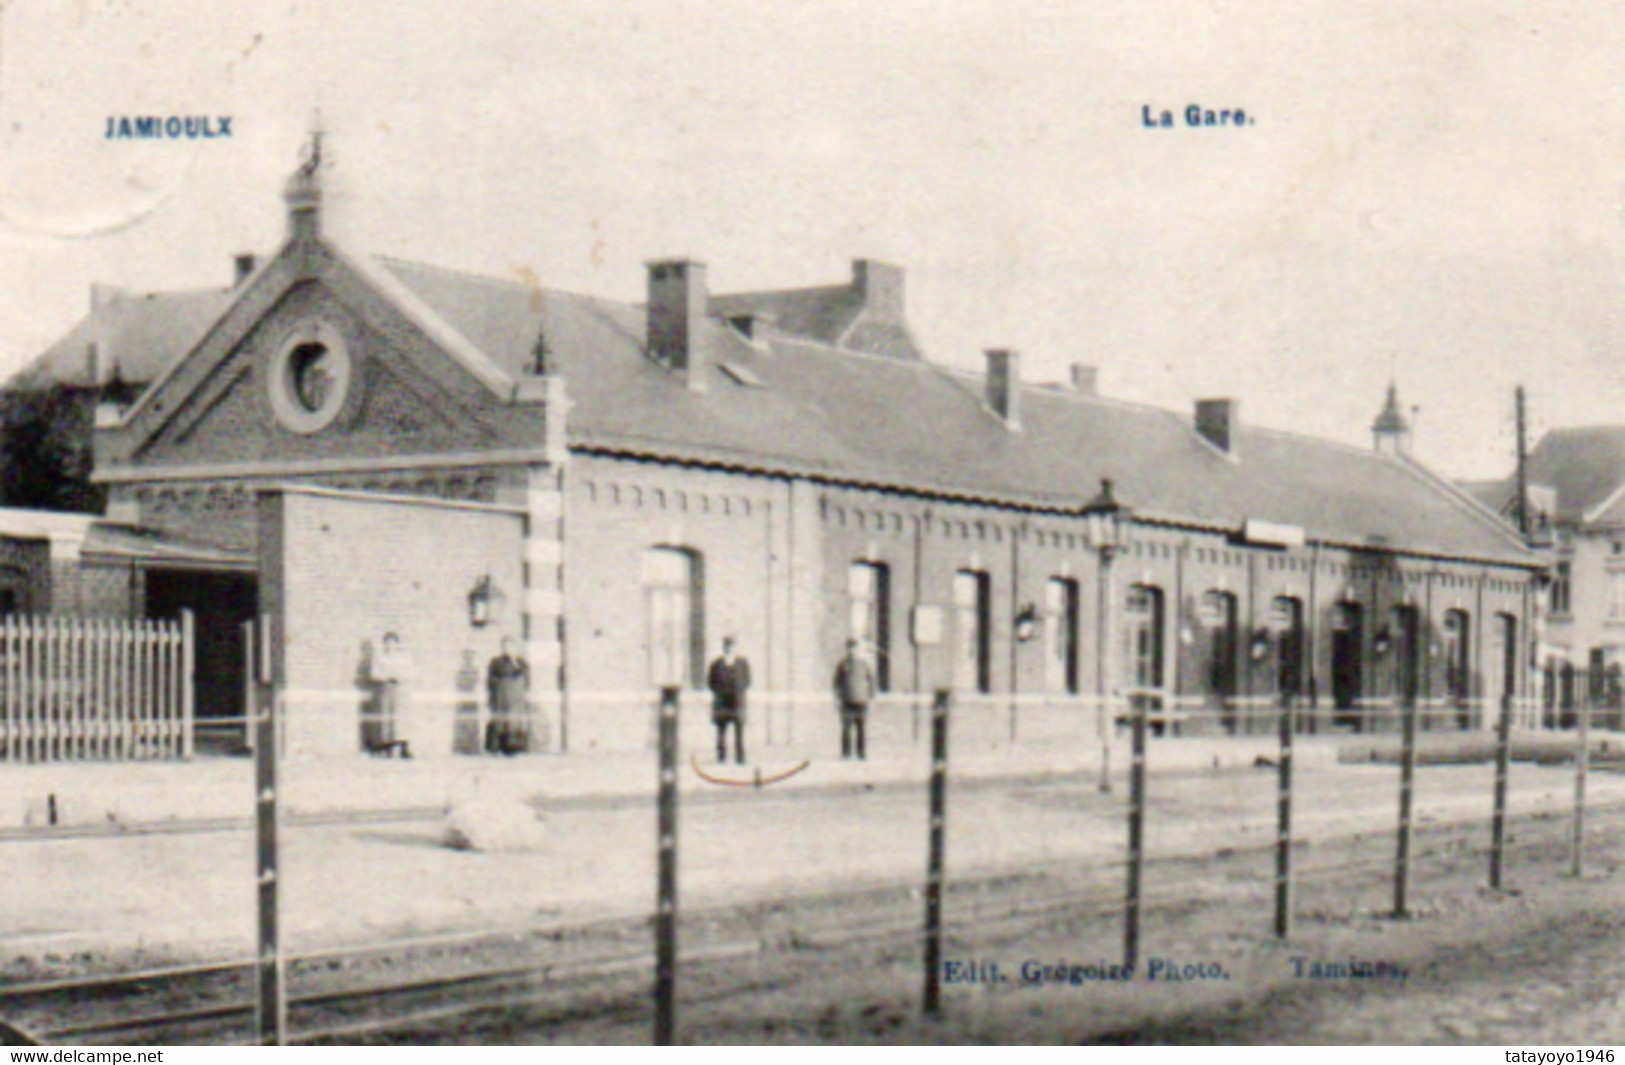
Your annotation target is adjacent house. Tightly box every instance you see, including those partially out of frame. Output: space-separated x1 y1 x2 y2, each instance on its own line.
1467 426 1625 728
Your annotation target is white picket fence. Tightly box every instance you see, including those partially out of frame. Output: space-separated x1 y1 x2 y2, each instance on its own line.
0 612 194 763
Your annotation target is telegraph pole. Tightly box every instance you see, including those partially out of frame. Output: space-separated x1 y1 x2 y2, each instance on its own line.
1514 386 1530 538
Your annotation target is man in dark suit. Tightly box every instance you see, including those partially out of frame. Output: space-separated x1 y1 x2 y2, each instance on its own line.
833 638 878 760
707 636 751 764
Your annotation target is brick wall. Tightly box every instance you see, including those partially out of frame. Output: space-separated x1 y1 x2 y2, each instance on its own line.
258 486 524 758
566 456 789 753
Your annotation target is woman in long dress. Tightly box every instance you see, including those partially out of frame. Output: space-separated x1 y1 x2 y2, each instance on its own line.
485 637 529 755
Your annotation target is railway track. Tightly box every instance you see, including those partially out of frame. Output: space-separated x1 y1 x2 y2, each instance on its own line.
4 795 1620 1045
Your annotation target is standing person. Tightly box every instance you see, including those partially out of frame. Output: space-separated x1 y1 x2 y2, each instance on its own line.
706 636 751 764
369 632 415 757
485 636 529 755
833 638 877 760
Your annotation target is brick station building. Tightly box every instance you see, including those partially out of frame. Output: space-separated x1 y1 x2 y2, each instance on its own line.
16 156 1545 759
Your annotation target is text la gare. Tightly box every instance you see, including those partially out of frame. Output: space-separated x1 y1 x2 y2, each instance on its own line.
1143 104 1253 128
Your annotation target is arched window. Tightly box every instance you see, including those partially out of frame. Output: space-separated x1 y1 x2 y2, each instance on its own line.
1045 576 1081 695
643 547 704 689
953 570 992 693
849 561 892 691
1123 585 1165 693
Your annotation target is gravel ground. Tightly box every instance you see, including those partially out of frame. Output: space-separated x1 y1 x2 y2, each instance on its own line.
470 813 1625 1045
4 761 1622 1045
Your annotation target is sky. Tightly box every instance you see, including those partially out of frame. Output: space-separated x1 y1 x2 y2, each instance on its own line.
2 0 1624 479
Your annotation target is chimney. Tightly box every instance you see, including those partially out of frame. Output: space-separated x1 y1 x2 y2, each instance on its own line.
985 349 1022 428
646 259 710 391
233 253 258 288
852 259 905 321
1069 363 1098 396
1195 398 1239 455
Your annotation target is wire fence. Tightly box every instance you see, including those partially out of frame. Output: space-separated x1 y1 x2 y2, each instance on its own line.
0 671 1617 1046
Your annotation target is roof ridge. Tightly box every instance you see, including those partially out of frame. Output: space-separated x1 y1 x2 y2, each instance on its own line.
711 282 852 301
375 254 617 307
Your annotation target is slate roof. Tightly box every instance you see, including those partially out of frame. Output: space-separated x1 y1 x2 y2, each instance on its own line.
709 284 860 346
25 250 1533 568
8 287 237 391
82 523 253 568
1464 426 1625 528
1526 427 1625 524
378 258 1534 567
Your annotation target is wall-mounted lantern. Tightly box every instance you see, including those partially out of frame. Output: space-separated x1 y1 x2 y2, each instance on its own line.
1249 627 1272 663
1373 626 1392 660
468 575 502 628
1014 603 1041 644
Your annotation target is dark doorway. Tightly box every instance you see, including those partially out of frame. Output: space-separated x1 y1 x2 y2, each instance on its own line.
1202 591 1239 733
1272 596 1307 729
1331 602 1364 730
1489 613 1516 724
1443 609 1470 728
1391 605 1421 704
145 569 257 751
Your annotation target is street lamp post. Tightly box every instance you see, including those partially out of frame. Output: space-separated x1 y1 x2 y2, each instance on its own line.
1083 478 1133 794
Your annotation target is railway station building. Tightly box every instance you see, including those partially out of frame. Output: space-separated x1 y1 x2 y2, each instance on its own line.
13 157 1546 760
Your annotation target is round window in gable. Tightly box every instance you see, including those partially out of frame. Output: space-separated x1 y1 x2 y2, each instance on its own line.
269 322 353 434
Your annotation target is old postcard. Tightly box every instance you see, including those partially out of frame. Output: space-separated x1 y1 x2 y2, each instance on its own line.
0 0 1618 1049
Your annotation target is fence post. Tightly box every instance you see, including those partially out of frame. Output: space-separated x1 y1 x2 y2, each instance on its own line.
1124 691 1147 973
1394 694 1418 918
1490 692 1513 889
923 689 951 1017
654 686 681 1046
1275 693 1294 939
253 616 285 1047
1572 692 1590 878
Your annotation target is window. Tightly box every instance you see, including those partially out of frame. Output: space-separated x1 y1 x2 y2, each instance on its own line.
953 570 992 693
849 561 891 691
1609 570 1625 621
268 322 352 434
1045 577 1081 695
1551 561 1572 615
1123 585 1165 692
644 547 704 688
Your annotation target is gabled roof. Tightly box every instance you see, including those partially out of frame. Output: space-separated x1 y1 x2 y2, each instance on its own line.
39 238 1533 568
8 287 237 391
1530 426 1625 524
1468 426 1625 527
378 258 1534 567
